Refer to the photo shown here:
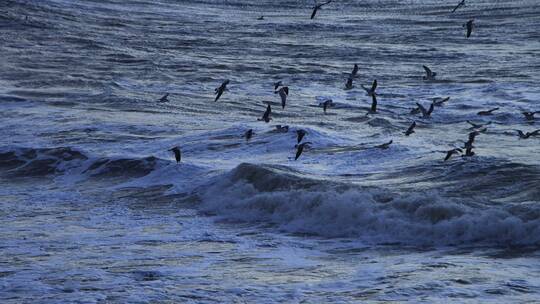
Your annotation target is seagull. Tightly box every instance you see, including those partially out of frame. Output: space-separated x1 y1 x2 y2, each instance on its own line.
244 129 253 141
214 79 229 102
294 142 312 160
467 120 492 130
516 129 540 139
275 86 289 109
169 147 181 163
157 93 169 103
444 148 463 161
433 97 450 106
311 0 332 19
404 121 416 136
370 93 378 113
322 99 333 114
296 129 307 143
477 107 499 116
422 65 437 80
452 0 465 13
464 19 474 38
375 140 393 150
275 125 289 133
361 79 377 96
344 77 353 90
416 102 435 118
523 111 539 121
274 81 282 90
258 104 272 123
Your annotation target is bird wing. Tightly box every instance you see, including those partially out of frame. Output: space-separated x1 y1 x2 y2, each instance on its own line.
214 90 223 102
371 79 378 92
371 94 377 112
311 7 318 19
423 65 432 77
352 64 358 76
295 146 303 160
279 90 287 106
416 103 427 116
408 121 416 132
427 103 435 115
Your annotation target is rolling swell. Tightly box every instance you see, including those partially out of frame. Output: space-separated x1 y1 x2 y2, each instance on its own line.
0 146 167 181
197 163 540 246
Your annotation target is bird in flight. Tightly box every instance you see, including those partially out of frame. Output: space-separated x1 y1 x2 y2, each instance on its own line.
422 65 437 81
416 102 435 118
157 93 169 103
275 86 289 109
522 111 539 121
311 1 332 19
169 147 181 163
516 129 540 139
258 104 272 123
322 99 333 114
404 121 416 136
477 107 499 116
375 140 393 150
214 79 229 102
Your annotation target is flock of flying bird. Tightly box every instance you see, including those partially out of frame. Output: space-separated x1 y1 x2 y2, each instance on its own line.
164 0 538 164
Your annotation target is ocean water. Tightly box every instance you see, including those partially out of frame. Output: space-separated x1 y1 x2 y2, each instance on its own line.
1 0 540 302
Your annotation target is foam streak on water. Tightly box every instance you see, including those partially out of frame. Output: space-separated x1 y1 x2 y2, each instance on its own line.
1 0 540 302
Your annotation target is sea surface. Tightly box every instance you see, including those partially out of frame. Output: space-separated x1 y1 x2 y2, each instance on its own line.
1 0 540 302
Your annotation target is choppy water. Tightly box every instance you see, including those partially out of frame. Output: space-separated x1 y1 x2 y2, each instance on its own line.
1 0 540 302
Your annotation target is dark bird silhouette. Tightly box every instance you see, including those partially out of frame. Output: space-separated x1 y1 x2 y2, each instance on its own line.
275 86 289 109
344 77 353 90
169 147 181 163
275 125 289 133
214 79 229 102
410 106 421 115
444 148 463 161
375 140 393 150
523 111 539 121
296 129 307 143
361 79 377 96
322 99 333 114
477 107 499 116
404 121 416 136
452 0 465 13
258 104 272 123
274 81 282 90
464 19 474 38
433 97 450 106
467 120 492 130
370 94 378 113
311 1 332 19
157 93 169 103
294 142 312 160
257 16 264 20
516 129 540 139
416 102 435 118
422 65 437 80
244 129 253 141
